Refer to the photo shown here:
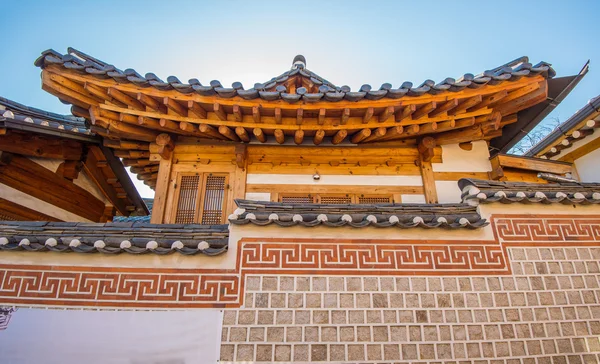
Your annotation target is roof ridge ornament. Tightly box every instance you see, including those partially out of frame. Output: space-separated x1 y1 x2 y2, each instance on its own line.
292 55 306 69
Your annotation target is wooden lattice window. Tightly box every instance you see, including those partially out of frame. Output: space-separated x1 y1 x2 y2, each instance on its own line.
280 195 314 204
278 193 393 204
200 174 227 224
319 195 352 204
358 195 394 204
173 173 229 224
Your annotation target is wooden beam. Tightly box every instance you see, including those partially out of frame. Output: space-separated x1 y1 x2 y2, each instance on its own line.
137 93 166 113
332 130 348 145
412 102 436 120
294 129 304 145
274 108 282 124
164 97 187 116
313 129 325 145
395 104 416 122
83 146 129 216
218 125 240 141
252 106 261 123
107 88 145 111
0 133 83 160
159 118 179 131
0 154 105 221
363 107 374 123
417 136 436 162
235 127 250 142
492 154 572 175
233 105 243 122
199 124 224 139
341 108 350 124
428 99 459 117
296 109 304 125
155 133 174 160
318 109 326 125
361 127 388 143
449 95 483 116
351 128 372 143
0 197 61 221
213 103 227 121
378 106 395 122
188 100 207 118
274 129 285 144
376 125 404 142
467 90 508 112
253 128 267 143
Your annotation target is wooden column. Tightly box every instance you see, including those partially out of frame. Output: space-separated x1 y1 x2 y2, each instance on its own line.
418 137 438 204
150 134 174 224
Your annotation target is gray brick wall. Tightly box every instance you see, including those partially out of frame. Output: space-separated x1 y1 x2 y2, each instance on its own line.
220 247 600 363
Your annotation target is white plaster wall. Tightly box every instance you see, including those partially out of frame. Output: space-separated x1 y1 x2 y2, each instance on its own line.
30 157 108 204
435 181 462 203
432 140 492 172
400 194 426 203
575 147 600 182
0 183 90 222
246 174 423 186
0 308 223 364
245 192 271 201
431 141 492 203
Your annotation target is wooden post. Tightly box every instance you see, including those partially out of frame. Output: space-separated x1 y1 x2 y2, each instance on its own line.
151 134 174 224
418 138 438 204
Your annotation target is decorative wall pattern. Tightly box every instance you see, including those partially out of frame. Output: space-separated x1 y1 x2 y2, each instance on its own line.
0 215 598 309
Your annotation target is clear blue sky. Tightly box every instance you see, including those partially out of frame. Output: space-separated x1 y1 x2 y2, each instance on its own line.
1 0 598 197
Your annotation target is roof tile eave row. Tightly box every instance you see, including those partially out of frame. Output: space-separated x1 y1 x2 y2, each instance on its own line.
35 48 556 104
0 96 91 136
229 199 488 229
0 221 228 256
459 178 600 205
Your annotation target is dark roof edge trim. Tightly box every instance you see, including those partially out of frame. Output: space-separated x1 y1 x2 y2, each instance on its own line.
101 145 149 216
497 60 590 155
526 88 600 157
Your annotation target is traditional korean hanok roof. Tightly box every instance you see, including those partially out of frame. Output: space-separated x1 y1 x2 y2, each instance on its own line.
0 96 148 217
34 48 585 187
525 95 600 161
459 178 600 205
0 221 227 256
0 96 92 140
228 199 487 229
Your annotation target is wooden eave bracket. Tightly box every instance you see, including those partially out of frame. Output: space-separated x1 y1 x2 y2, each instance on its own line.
235 144 247 169
417 136 436 163
488 153 573 180
155 133 175 160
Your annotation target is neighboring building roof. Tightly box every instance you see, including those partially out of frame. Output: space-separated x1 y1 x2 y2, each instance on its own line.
459 178 600 205
525 94 600 159
490 61 589 155
0 96 149 217
229 199 488 229
113 198 153 223
0 96 94 141
0 221 227 256
35 49 556 103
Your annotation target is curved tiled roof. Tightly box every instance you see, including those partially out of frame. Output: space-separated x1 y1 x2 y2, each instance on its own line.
0 221 228 256
228 199 487 229
459 178 600 205
35 48 556 104
0 96 92 137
